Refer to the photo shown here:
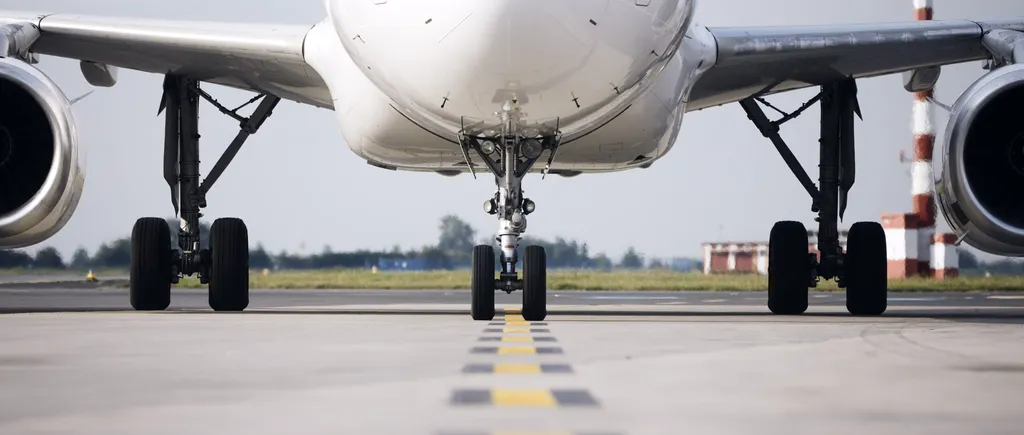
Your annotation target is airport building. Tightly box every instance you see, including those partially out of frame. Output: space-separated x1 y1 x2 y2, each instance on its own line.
702 230 849 275
703 218 960 279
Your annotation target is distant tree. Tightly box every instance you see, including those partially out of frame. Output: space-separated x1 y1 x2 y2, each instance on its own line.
0 250 33 268
648 258 666 269
33 247 65 269
69 247 92 269
618 247 644 269
92 238 131 268
438 215 476 266
591 253 613 271
983 259 1024 276
959 250 980 270
419 246 452 270
249 244 273 270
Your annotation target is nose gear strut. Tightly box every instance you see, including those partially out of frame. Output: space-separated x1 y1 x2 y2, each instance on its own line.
460 106 559 321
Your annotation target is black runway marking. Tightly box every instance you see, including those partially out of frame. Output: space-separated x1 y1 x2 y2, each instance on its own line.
459 363 574 374
450 389 491 405
482 328 551 333
476 336 558 342
551 389 601 407
469 346 564 354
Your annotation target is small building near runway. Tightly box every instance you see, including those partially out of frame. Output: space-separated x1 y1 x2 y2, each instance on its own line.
702 230 849 275
702 241 769 275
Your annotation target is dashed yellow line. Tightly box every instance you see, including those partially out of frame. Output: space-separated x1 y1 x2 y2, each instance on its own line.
450 389 599 407
462 363 574 374
483 327 551 333
493 364 542 374
436 429 618 431
498 346 537 355
438 431 620 435
493 389 557 407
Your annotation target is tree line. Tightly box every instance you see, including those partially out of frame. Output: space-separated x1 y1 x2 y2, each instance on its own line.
0 216 690 271
4 216 1016 274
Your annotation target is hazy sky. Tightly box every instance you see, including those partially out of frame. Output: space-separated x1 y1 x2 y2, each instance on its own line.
6 0 1024 261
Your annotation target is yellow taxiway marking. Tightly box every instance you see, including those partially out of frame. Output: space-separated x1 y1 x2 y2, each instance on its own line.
500 336 533 342
493 432 575 435
505 321 530 326
493 363 543 374
492 389 557 407
502 308 521 313
503 328 530 333
497 346 537 355
504 314 525 321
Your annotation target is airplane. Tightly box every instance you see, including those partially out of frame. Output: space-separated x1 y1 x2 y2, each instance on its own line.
0 1 1022 321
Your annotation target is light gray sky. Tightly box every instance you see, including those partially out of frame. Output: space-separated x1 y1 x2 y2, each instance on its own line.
6 0 1024 261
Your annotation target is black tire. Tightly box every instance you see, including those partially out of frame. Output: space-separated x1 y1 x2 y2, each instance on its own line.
845 221 888 316
471 245 495 321
208 218 249 312
522 245 547 321
130 217 172 311
768 221 810 315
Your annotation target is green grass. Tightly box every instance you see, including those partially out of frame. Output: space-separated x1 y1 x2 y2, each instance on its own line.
0 268 124 276
164 269 1024 292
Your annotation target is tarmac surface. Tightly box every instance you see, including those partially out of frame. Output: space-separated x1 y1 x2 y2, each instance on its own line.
1 280 1024 435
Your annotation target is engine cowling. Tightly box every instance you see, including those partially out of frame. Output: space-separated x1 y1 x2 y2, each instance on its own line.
0 57 85 249
937 63 1024 256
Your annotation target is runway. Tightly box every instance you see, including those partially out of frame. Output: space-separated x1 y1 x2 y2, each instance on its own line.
1 285 1024 434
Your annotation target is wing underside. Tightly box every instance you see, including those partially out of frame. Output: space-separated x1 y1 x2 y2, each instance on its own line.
4 11 1023 122
688 19 1024 111
2 11 331 108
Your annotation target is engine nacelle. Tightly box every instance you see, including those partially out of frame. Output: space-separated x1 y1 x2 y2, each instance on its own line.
0 57 85 248
937 63 1024 256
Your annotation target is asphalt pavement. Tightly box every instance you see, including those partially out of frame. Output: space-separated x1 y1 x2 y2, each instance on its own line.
1 280 1023 435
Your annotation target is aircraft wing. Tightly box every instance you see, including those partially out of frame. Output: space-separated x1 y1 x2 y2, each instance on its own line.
1 11 331 108
687 19 1024 111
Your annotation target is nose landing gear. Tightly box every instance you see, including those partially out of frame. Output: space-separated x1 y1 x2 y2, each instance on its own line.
461 108 558 322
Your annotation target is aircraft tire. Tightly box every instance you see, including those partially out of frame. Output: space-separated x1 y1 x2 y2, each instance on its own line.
522 245 547 321
130 217 173 311
471 245 496 321
844 221 888 316
208 218 249 312
768 220 810 315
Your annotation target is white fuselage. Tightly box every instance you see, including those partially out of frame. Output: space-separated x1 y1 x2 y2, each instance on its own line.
303 0 716 173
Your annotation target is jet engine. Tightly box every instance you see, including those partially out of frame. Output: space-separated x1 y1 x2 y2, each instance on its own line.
937 63 1024 256
0 57 85 249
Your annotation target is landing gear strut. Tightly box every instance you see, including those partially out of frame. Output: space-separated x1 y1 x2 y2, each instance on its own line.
129 75 280 312
462 102 558 321
741 79 887 316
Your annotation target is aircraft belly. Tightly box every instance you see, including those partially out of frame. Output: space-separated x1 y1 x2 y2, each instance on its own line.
305 14 698 173
329 0 694 139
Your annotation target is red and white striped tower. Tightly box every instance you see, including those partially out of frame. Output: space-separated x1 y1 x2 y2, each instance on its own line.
912 0 937 276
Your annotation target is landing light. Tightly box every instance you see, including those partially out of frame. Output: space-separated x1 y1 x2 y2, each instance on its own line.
521 139 542 159
483 198 496 214
522 198 536 214
480 140 496 155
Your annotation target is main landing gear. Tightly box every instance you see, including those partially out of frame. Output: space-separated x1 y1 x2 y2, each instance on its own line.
462 102 559 322
129 76 280 312
740 79 887 316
